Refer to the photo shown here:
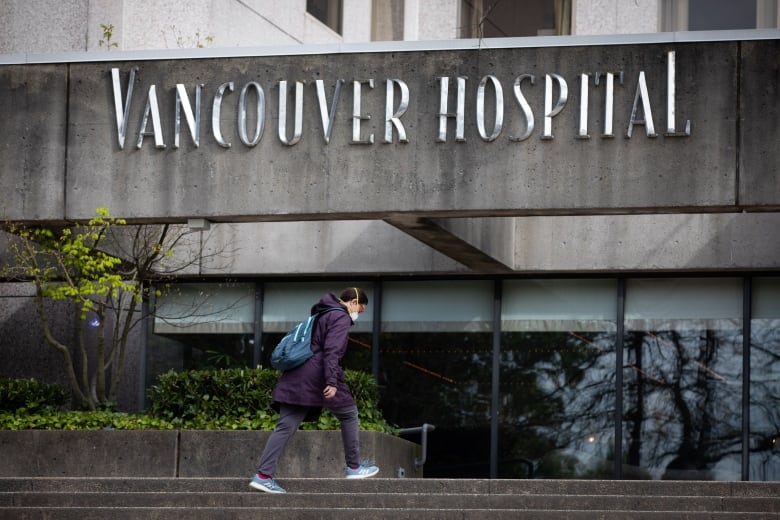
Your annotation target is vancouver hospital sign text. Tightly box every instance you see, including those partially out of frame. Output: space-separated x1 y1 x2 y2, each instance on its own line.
6 38 777 223
111 50 691 152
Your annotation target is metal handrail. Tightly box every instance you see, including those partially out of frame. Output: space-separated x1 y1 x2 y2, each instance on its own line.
397 423 436 470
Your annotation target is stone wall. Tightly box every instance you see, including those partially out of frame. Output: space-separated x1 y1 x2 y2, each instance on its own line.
0 430 423 478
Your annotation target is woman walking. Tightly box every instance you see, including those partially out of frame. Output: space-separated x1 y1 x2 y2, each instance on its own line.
249 287 379 493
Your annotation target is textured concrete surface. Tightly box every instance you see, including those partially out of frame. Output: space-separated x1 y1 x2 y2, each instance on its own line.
4 39 775 223
1 476 778 518
0 282 145 412
178 430 421 478
0 430 421 479
573 0 660 35
739 39 780 206
0 64 68 221
0 430 179 477
2 37 778 274
58 42 737 220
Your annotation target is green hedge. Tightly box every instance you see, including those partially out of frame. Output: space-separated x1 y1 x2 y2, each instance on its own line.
0 376 69 413
0 410 174 430
0 368 395 433
147 367 394 432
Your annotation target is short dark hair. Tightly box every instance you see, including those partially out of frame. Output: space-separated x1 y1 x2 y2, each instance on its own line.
339 287 368 305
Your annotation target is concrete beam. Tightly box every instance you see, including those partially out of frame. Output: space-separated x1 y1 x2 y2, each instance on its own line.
164 211 780 276
196 220 469 275
2 38 778 224
509 212 780 272
384 215 514 273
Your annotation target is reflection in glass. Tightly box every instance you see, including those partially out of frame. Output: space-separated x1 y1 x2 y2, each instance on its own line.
750 277 780 481
378 281 494 477
379 331 493 477
262 282 374 335
501 330 617 478
145 333 255 400
153 283 255 334
146 283 257 396
140 276 778 481
623 278 743 480
501 280 617 478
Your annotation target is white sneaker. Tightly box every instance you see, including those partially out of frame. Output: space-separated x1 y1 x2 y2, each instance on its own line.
249 474 286 493
345 463 379 479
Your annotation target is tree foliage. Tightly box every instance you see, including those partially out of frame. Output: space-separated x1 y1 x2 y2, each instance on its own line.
2 208 214 411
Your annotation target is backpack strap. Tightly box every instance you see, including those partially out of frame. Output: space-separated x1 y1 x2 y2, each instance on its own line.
310 306 349 351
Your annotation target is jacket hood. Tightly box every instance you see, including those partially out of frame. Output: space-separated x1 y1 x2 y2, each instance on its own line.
310 292 348 315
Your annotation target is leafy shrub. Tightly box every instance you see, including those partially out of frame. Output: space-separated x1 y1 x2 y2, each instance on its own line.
0 368 396 433
147 367 395 433
0 377 70 413
0 411 176 430
147 367 280 430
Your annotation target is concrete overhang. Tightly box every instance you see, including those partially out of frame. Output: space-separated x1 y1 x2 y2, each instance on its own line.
1 31 778 273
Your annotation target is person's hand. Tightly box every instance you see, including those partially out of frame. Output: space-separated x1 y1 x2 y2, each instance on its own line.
323 385 337 399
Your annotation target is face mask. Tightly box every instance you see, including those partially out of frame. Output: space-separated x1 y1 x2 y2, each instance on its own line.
350 311 360 322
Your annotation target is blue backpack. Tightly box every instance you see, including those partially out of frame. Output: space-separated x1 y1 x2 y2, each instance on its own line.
270 307 344 371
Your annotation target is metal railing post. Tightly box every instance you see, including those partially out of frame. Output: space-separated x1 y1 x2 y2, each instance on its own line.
398 423 436 470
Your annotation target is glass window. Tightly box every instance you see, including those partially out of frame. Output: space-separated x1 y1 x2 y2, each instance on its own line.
689 0 756 30
146 282 257 393
261 282 373 372
262 282 373 333
380 280 494 332
750 277 780 481
623 278 743 481
154 283 255 334
661 0 778 31
460 0 567 38
500 279 617 479
146 333 255 373
307 0 343 34
378 280 494 477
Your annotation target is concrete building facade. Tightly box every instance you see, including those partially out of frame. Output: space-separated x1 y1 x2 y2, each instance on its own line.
1 0 779 481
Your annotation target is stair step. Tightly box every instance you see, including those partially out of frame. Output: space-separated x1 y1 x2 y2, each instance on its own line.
1 508 779 520
1 478 778 519
2 477 779 496
2 491 779 512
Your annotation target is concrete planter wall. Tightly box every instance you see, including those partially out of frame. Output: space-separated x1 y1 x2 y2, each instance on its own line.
0 430 422 478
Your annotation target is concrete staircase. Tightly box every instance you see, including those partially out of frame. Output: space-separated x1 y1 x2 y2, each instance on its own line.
1 477 779 519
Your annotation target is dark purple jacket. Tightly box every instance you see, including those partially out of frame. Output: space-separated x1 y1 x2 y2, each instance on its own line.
271 292 355 418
